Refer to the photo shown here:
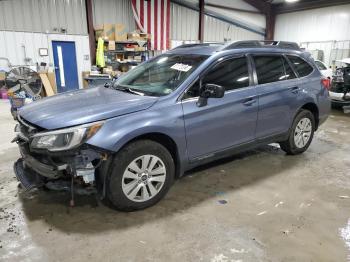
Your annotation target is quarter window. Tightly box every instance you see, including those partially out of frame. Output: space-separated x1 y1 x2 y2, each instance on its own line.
287 55 314 77
253 56 296 85
315 60 327 70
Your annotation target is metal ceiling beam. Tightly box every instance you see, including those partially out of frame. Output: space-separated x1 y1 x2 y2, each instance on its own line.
275 0 350 14
205 3 262 14
242 0 269 13
171 0 265 36
199 0 204 42
85 0 95 64
243 0 275 40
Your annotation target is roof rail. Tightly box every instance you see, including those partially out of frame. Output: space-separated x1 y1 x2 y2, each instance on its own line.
172 42 225 49
223 40 301 50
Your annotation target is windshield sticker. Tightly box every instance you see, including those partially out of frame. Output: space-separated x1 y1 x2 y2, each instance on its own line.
171 63 192 72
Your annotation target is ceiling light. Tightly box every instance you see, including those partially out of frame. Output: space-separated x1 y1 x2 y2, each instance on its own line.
285 0 299 2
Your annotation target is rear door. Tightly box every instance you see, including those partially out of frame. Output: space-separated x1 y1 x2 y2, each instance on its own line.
181 56 258 160
251 54 301 138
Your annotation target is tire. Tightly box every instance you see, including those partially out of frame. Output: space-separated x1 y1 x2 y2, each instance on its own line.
106 140 175 211
279 110 315 155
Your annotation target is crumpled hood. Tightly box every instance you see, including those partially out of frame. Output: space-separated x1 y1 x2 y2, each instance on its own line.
18 86 158 129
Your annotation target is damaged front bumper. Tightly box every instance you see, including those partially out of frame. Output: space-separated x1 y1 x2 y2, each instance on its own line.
13 139 106 195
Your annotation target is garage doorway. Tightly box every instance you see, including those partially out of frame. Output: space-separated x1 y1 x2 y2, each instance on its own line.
52 41 79 93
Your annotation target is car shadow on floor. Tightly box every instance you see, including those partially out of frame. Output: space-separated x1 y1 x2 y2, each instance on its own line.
18 144 303 234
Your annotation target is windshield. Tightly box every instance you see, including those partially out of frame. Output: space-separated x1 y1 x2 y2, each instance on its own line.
114 54 208 96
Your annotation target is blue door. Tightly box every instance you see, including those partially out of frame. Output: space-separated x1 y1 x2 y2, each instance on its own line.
181 56 258 160
52 41 79 93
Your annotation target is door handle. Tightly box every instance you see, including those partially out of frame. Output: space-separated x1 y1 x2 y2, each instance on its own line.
290 86 300 94
242 97 256 106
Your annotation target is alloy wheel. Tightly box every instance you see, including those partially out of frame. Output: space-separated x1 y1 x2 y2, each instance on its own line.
294 117 312 149
121 155 167 202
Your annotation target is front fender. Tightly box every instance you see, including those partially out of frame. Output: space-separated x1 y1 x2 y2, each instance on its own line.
86 103 188 169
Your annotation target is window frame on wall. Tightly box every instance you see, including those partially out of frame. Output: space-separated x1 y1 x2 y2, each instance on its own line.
181 54 254 101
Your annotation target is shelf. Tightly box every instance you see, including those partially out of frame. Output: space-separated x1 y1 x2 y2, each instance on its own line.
105 50 147 54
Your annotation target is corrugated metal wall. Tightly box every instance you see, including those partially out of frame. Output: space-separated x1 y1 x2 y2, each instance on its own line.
0 0 87 35
299 40 350 67
0 31 91 89
203 15 264 42
275 4 350 42
274 4 350 66
92 0 136 31
170 3 199 41
170 3 264 42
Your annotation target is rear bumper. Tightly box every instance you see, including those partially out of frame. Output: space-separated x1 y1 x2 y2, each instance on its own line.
331 99 350 107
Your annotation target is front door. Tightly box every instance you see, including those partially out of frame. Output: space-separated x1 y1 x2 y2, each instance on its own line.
181 56 258 161
52 41 79 93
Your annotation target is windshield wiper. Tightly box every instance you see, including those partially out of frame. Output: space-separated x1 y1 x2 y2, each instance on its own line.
114 85 145 96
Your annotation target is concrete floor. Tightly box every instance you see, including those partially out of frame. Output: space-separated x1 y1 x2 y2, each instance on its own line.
0 99 349 262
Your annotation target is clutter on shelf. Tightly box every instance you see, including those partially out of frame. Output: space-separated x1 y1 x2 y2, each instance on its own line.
88 23 151 83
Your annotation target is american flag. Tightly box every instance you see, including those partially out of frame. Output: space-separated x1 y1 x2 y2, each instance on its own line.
131 0 170 51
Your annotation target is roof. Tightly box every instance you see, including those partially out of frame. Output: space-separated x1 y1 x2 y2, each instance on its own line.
167 41 303 56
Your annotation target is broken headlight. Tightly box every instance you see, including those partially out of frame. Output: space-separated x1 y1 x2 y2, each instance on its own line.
30 121 104 151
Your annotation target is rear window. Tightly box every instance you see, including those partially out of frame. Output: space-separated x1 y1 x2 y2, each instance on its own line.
287 55 314 77
253 55 296 85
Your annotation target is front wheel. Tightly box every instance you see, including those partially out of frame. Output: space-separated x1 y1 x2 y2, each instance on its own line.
106 140 175 211
279 110 315 155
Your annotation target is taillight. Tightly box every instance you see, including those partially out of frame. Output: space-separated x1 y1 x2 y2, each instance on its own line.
321 78 331 90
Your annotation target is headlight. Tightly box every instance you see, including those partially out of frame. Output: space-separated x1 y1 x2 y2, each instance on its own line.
30 121 104 151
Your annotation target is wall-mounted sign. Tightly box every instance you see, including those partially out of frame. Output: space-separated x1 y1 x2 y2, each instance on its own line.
39 48 48 56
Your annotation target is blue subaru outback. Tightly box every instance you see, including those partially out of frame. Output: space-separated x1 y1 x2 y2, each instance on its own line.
13 41 330 211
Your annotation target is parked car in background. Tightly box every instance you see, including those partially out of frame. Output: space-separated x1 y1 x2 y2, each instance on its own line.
13 41 331 211
314 60 333 80
329 58 350 109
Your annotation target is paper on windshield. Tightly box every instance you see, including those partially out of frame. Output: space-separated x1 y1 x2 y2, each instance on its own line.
171 63 192 72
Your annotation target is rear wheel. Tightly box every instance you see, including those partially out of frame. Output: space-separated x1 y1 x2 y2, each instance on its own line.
279 110 315 155
106 140 175 211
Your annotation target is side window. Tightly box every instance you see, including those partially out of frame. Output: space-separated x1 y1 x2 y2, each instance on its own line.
202 57 250 91
183 57 250 99
287 55 314 77
283 57 297 80
253 55 295 85
183 80 200 99
315 60 327 70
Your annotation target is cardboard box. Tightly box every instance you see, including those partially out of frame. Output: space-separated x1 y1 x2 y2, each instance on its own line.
127 31 150 41
103 66 113 75
95 24 115 41
0 72 6 81
108 41 115 51
135 46 146 52
82 71 90 88
115 23 127 41
47 72 57 94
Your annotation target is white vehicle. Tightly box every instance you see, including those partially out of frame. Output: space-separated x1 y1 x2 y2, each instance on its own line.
314 60 333 79
329 58 350 110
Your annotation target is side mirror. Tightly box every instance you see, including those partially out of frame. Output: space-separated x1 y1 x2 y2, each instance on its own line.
197 84 225 107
